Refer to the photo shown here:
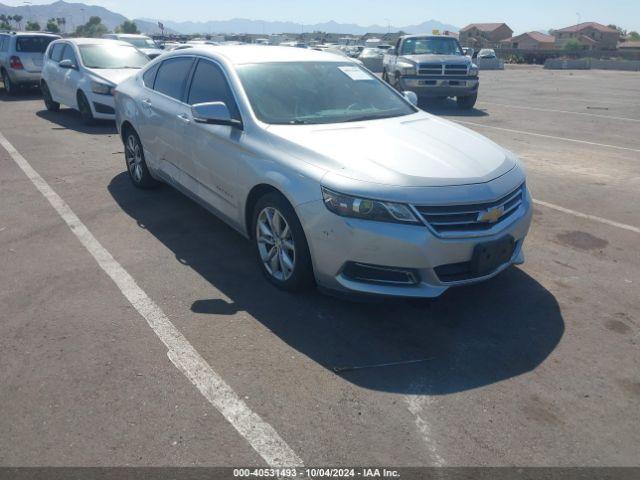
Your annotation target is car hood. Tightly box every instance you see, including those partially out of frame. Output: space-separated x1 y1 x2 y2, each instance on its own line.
87 68 140 85
267 112 515 187
401 54 470 64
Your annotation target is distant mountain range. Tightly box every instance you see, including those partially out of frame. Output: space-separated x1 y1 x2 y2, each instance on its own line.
139 18 460 36
0 1 458 36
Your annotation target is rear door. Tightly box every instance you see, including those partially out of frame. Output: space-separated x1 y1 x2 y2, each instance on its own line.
142 56 195 180
15 36 57 73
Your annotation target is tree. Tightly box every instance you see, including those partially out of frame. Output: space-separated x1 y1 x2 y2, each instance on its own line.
115 20 140 34
56 17 66 33
564 38 582 52
0 14 10 30
75 16 108 37
26 21 41 31
12 15 23 30
607 24 627 37
629 31 640 41
46 18 60 33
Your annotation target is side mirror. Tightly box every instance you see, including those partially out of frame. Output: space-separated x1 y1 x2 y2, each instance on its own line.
59 59 76 70
191 102 242 129
403 91 418 106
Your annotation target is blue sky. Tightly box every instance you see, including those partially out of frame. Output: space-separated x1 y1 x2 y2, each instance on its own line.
3 0 639 32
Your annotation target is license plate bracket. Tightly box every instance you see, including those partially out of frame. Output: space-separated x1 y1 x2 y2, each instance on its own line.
470 236 516 276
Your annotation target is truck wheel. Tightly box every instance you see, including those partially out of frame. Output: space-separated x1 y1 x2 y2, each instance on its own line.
382 69 389 83
393 72 402 90
457 93 478 110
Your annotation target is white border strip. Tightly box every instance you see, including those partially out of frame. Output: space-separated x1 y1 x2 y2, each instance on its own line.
0 131 303 468
534 199 640 234
457 121 640 153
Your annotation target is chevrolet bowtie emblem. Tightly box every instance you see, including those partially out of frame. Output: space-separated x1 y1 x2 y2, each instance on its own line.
477 206 505 224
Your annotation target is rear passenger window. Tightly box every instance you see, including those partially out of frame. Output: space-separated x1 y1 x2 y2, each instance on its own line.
153 57 194 101
0 36 8 53
50 43 65 62
187 60 240 119
142 62 160 88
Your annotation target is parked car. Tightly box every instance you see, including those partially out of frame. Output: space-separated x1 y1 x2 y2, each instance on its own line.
103 34 164 59
114 46 531 298
41 39 150 124
383 35 479 109
0 32 61 95
478 48 497 59
358 47 385 72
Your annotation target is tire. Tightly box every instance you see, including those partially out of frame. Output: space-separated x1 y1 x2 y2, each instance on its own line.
124 128 158 189
382 69 389 83
41 81 60 112
2 70 16 96
457 93 478 110
77 91 95 125
252 192 315 292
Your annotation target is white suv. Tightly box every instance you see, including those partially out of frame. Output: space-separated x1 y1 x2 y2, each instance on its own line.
40 38 149 124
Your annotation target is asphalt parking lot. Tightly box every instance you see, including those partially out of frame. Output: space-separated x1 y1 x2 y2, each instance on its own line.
1 65 639 467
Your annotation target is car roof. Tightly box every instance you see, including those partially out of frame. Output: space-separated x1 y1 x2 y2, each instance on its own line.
401 34 459 40
108 34 150 38
9 32 61 38
57 38 133 46
172 45 349 65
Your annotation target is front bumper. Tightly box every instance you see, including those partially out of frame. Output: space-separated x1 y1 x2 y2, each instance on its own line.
400 76 479 98
87 91 116 120
297 187 532 299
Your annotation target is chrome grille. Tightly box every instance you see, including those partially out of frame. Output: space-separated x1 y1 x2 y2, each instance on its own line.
414 184 526 236
418 63 443 75
444 64 469 75
418 63 469 76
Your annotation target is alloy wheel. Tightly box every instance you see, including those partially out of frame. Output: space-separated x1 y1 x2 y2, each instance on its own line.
126 134 144 183
256 207 296 281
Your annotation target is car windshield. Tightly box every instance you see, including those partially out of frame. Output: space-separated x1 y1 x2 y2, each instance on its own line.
17 36 56 53
237 61 415 125
79 44 149 69
123 37 157 49
400 37 463 56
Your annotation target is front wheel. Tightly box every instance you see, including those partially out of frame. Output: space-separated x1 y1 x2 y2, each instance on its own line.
77 91 95 125
253 192 315 292
457 93 478 110
382 69 389 83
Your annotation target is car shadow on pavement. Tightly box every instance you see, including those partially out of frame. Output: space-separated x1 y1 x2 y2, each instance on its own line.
0 87 42 102
36 109 118 135
419 98 489 117
108 172 564 396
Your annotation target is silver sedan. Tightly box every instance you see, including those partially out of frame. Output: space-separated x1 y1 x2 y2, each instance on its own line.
114 46 532 298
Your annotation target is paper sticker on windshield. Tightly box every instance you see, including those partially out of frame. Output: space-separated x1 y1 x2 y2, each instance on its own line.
338 66 372 81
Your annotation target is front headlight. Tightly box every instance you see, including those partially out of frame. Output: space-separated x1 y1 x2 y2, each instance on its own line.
321 187 421 225
91 81 114 95
469 64 479 77
397 60 417 76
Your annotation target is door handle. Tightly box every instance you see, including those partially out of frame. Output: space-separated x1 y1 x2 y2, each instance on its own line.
177 113 191 124
142 98 152 106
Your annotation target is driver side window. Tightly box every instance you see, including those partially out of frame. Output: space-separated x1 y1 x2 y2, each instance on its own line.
187 59 240 121
61 45 77 65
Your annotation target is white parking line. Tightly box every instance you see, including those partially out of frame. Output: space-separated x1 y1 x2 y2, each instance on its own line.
0 131 303 468
456 120 640 154
478 101 640 123
533 200 640 235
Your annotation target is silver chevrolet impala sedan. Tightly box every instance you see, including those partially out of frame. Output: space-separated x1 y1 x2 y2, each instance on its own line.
114 46 532 298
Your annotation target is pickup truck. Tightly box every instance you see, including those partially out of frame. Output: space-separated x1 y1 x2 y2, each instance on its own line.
383 35 479 109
